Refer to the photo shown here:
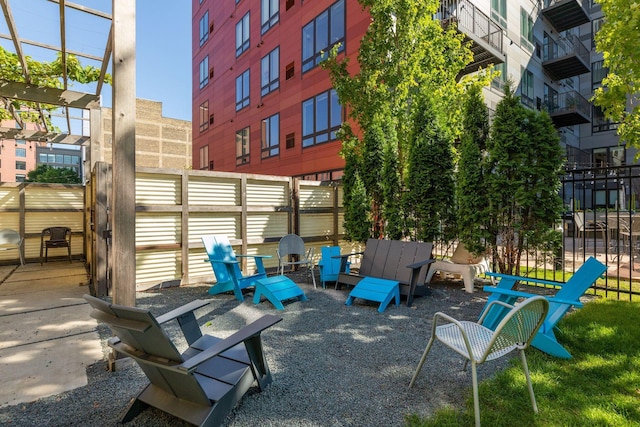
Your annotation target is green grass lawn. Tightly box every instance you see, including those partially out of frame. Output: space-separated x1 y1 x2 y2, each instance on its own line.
405 299 640 426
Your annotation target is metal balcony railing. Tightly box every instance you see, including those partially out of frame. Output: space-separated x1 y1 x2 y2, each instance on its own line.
438 0 504 56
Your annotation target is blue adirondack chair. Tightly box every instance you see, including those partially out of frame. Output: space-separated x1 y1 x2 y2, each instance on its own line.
479 256 607 358
202 235 271 301
317 246 350 289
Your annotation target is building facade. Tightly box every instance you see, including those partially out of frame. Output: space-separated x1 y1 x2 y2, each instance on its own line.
0 120 43 182
192 0 629 181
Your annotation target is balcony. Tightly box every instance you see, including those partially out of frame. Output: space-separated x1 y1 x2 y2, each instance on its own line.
542 0 590 33
438 0 505 77
542 34 591 80
546 90 591 127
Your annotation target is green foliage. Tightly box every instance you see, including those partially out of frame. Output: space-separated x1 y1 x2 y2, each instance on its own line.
406 299 640 426
593 0 640 153
323 0 474 240
342 138 372 242
405 97 455 242
484 85 563 274
26 164 81 184
0 45 111 127
457 85 489 256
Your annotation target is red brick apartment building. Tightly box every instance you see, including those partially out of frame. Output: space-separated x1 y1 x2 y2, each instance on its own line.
192 0 368 181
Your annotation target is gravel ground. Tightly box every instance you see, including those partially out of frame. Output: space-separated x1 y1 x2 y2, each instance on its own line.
0 275 512 427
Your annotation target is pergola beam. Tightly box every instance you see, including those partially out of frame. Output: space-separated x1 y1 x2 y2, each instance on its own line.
0 126 90 145
0 33 104 62
0 81 100 110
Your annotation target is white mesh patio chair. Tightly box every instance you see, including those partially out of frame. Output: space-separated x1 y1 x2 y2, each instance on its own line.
277 234 316 288
409 296 549 427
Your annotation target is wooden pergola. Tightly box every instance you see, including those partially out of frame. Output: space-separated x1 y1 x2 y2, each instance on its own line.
0 0 137 307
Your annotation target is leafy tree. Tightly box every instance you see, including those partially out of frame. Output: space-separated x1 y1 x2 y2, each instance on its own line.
0 45 111 129
405 97 455 242
26 164 81 184
485 85 563 275
593 0 640 150
341 138 371 242
457 84 490 256
323 0 472 240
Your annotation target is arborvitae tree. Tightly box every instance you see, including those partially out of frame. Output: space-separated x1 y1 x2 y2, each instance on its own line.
342 138 372 242
362 118 386 238
485 85 563 274
457 85 489 256
406 97 455 242
381 121 403 239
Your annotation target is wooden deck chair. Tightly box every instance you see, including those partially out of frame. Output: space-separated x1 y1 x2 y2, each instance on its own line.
317 246 350 289
84 295 281 427
479 256 607 358
202 235 271 301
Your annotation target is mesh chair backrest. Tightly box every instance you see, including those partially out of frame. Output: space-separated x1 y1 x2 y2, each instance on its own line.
0 229 20 245
278 234 306 257
488 296 549 356
49 227 70 241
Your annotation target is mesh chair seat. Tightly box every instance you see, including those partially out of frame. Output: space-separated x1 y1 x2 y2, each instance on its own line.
436 321 517 363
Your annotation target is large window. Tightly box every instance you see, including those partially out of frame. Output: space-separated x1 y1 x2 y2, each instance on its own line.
236 69 250 111
302 89 342 147
592 60 608 89
491 0 507 28
199 100 209 132
261 0 279 34
199 145 209 170
544 83 558 111
199 56 209 89
491 61 507 91
593 105 619 133
236 127 250 165
520 8 533 50
261 47 279 96
199 11 209 46
302 0 345 73
261 114 279 158
15 147 26 157
592 17 603 48
236 12 250 57
15 161 26 170
521 68 534 108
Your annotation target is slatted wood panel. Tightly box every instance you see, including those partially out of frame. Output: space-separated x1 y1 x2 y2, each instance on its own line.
136 173 181 205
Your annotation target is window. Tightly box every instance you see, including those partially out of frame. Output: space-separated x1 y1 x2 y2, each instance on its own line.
199 100 209 132
199 11 209 46
491 61 507 91
286 62 295 80
520 8 533 50
199 145 209 170
592 60 608 89
236 69 250 111
15 161 26 170
593 146 625 169
302 89 342 147
39 153 47 162
261 114 279 158
286 133 295 149
15 174 25 182
592 105 619 133
592 17 603 48
521 68 534 108
261 0 279 34
236 12 250 57
302 0 345 73
199 56 209 89
15 147 26 157
491 0 507 28
544 84 558 112
261 47 279 96
236 127 250 165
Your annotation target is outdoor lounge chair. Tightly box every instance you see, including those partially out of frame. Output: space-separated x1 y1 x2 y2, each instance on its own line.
425 242 490 293
202 235 271 301
479 256 607 358
84 294 282 427
409 296 549 427
317 245 350 289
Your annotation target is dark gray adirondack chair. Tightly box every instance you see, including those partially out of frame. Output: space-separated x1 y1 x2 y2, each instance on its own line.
84 295 282 426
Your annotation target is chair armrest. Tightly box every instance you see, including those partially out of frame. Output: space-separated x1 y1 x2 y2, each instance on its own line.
406 258 435 270
237 254 273 259
432 311 476 359
204 258 240 265
338 251 364 260
485 272 563 287
180 314 282 372
156 299 211 325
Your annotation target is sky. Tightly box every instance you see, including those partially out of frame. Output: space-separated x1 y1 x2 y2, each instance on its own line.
0 0 193 124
